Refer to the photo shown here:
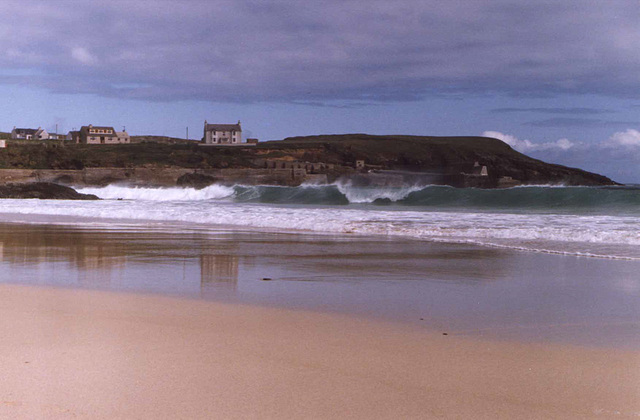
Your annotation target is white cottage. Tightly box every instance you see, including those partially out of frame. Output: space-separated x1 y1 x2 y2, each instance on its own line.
202 121 242 145
11 127 49 140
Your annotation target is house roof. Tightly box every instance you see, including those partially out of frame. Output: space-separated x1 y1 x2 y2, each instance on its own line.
205 123 241 132
80 125 117 137
14 128 38 135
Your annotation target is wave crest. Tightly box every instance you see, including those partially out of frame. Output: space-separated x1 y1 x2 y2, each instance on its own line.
76 183 640 214
77 184 235 201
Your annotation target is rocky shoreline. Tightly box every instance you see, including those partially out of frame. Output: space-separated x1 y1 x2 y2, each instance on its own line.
0 182 99 200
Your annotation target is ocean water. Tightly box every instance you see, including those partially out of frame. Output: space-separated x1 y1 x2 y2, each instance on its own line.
0 182 636 260
0 183 639 347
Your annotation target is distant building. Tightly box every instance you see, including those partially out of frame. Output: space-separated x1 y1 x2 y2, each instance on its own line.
68 131 80 143
116 131 130 143
11 127 49 140
77 125 130 144
246 138 259 145
0 140 6 148
202 121 242 145
472 161 488 176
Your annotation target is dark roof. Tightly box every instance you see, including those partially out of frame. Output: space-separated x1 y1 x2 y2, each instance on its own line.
205 123 241 132
14 128 38 134
80 125 117 137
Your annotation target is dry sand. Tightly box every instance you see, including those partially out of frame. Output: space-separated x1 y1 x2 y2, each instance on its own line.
0 284 638 419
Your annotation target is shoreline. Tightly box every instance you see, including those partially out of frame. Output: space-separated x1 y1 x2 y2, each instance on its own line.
1 283 639 419
0 218 638 349
0 202 638 262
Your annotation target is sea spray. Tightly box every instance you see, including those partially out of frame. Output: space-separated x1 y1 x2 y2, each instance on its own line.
333 180 426 204
6 183 635 259
77 183 640 215
77 184 236 201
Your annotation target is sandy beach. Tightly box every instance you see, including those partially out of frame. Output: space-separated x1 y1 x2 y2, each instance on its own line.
0 284 638 419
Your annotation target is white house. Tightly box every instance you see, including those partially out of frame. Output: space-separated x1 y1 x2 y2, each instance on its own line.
78 125 130 144
11 127 49 140
202 121 242 145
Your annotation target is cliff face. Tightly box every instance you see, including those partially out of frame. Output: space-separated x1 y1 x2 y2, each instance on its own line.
0 135 618 188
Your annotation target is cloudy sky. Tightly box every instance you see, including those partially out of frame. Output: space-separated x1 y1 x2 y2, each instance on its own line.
1 0 639 181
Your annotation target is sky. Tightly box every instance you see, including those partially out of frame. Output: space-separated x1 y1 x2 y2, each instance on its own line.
0 0 639 182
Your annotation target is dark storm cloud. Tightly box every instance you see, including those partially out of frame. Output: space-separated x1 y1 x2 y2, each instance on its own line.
0 0 639 103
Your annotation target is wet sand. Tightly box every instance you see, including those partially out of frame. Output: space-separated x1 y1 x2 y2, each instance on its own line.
1 284 639 419
0 221 639 347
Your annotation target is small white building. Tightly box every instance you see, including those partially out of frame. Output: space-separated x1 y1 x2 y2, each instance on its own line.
202 121 242 145
11 127 49 140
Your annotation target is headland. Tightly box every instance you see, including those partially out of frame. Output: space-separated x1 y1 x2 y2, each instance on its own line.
0 134 617 191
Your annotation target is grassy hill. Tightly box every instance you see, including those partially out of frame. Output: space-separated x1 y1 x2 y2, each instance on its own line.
0 134 617 186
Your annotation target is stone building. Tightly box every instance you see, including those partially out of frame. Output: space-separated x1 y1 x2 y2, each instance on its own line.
202 121 242 145
77 125 130 144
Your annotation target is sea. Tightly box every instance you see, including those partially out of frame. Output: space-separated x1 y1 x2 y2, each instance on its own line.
1 182 638 260
0 182 639 347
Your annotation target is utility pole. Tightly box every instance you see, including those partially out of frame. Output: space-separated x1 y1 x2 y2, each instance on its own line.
186 127 189 141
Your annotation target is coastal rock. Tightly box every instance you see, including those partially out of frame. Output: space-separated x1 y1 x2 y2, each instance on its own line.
176 173 218 189
0 182 99 200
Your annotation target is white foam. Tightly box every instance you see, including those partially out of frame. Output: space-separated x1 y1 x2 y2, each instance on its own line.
77 184 236 201
334 180 425 203
0 186 638 260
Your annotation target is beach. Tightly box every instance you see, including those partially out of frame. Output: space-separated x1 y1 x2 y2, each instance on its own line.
0 184 638 418
1 284 639 419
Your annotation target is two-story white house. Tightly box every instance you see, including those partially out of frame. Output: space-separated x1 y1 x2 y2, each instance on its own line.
202 121 242 145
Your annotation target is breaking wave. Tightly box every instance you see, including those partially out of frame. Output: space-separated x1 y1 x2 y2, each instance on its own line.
1 187 639 259
77 183 640 214
78 184 236 201
0 183 623 260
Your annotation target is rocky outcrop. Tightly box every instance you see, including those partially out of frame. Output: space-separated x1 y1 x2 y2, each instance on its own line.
0 182 99 200
176 173 218 189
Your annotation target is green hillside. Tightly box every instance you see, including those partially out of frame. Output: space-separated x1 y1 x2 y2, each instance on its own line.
0 134 617 186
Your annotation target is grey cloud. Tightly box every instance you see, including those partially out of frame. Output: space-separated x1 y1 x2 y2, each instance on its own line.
0 0 639 103
525 118 639 128
485 129 640 183
491 107 612 115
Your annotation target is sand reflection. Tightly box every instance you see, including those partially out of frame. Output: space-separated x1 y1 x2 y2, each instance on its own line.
200 254 239 293
0 223 241 296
